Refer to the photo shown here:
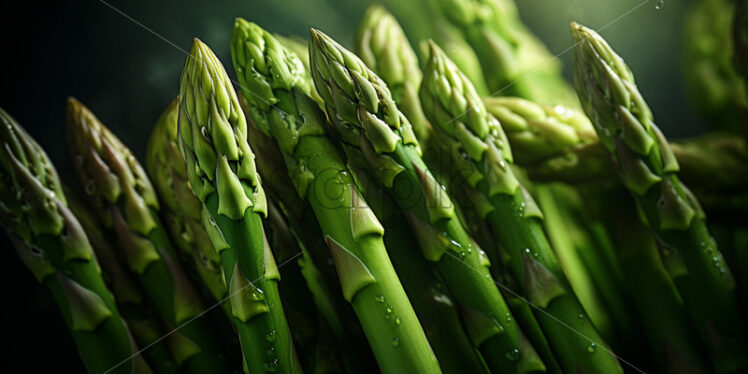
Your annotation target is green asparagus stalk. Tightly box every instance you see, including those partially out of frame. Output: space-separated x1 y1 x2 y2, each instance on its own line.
145 98 226 303
0 108 150 374
594 188 710 373
429 0 578 107
424 17 492 98
66 98 228 374
177 38 301 374
431 160 563 374
420 41 623 373
531 185 613 341
355 5 433 145
350 150 487 374
231 20 440 374
354 9 559 372
481 97 632 343
378 0 490 96
483 97 597 166
239 92 378 374
310 28 545 373
572 23 746 372
683 0 747 134
492 99 748 203
265 199 345 374
65 185 178 374
236 33 378 371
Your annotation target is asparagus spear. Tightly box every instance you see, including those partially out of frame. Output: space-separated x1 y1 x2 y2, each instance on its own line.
355 5 432 145
592 188 710 374
420 41 623 373
234 41 386 373
145 98 226 302
177 38 300 374
354 9 560 371
431 157 564 374
488 97 748 207
240 93 378 374
483 97 597 166
265 199 345 374
572 23 746 373
350 142 486 374
310 28 545 373
429 0 578 107
231 20 440 374
530 184 614 341
65 185 178 374
66 98 228 373
482 97 632 343
0 108 150 374
378 0 490 96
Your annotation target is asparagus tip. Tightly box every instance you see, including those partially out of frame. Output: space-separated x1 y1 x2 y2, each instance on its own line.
570 22 591 43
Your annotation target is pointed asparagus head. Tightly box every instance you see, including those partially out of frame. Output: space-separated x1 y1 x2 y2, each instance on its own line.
178 38 266 220
231 18 325 156
231 18 312 128
355 5 433 143
571 23 679 184
355 5 422 93
66 98 159 235
420 41 519 195
483 96 597 164
572 23 706 231
433 0 518 29
309 28 421 154
1 109 96 283
0 108 66 239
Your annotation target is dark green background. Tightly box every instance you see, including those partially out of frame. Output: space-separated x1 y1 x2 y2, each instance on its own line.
0 0 699 371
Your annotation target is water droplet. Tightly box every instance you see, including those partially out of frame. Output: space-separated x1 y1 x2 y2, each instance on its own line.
655 0 664 10
200 126 210 139
265 330 277 342
386 305 393 314
578 313 584 319
505 348 520 361
250 287 265 301
505 313 512 323
395 317 401 325
391 337 400 347
532 252 539 258
587 342 597 353
375 295 385 303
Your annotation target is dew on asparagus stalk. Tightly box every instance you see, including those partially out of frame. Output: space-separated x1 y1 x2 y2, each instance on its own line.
231 19 440 374
588 343 597 354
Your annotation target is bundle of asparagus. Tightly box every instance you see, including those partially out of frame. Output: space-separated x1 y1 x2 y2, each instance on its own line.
3 1 747 374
